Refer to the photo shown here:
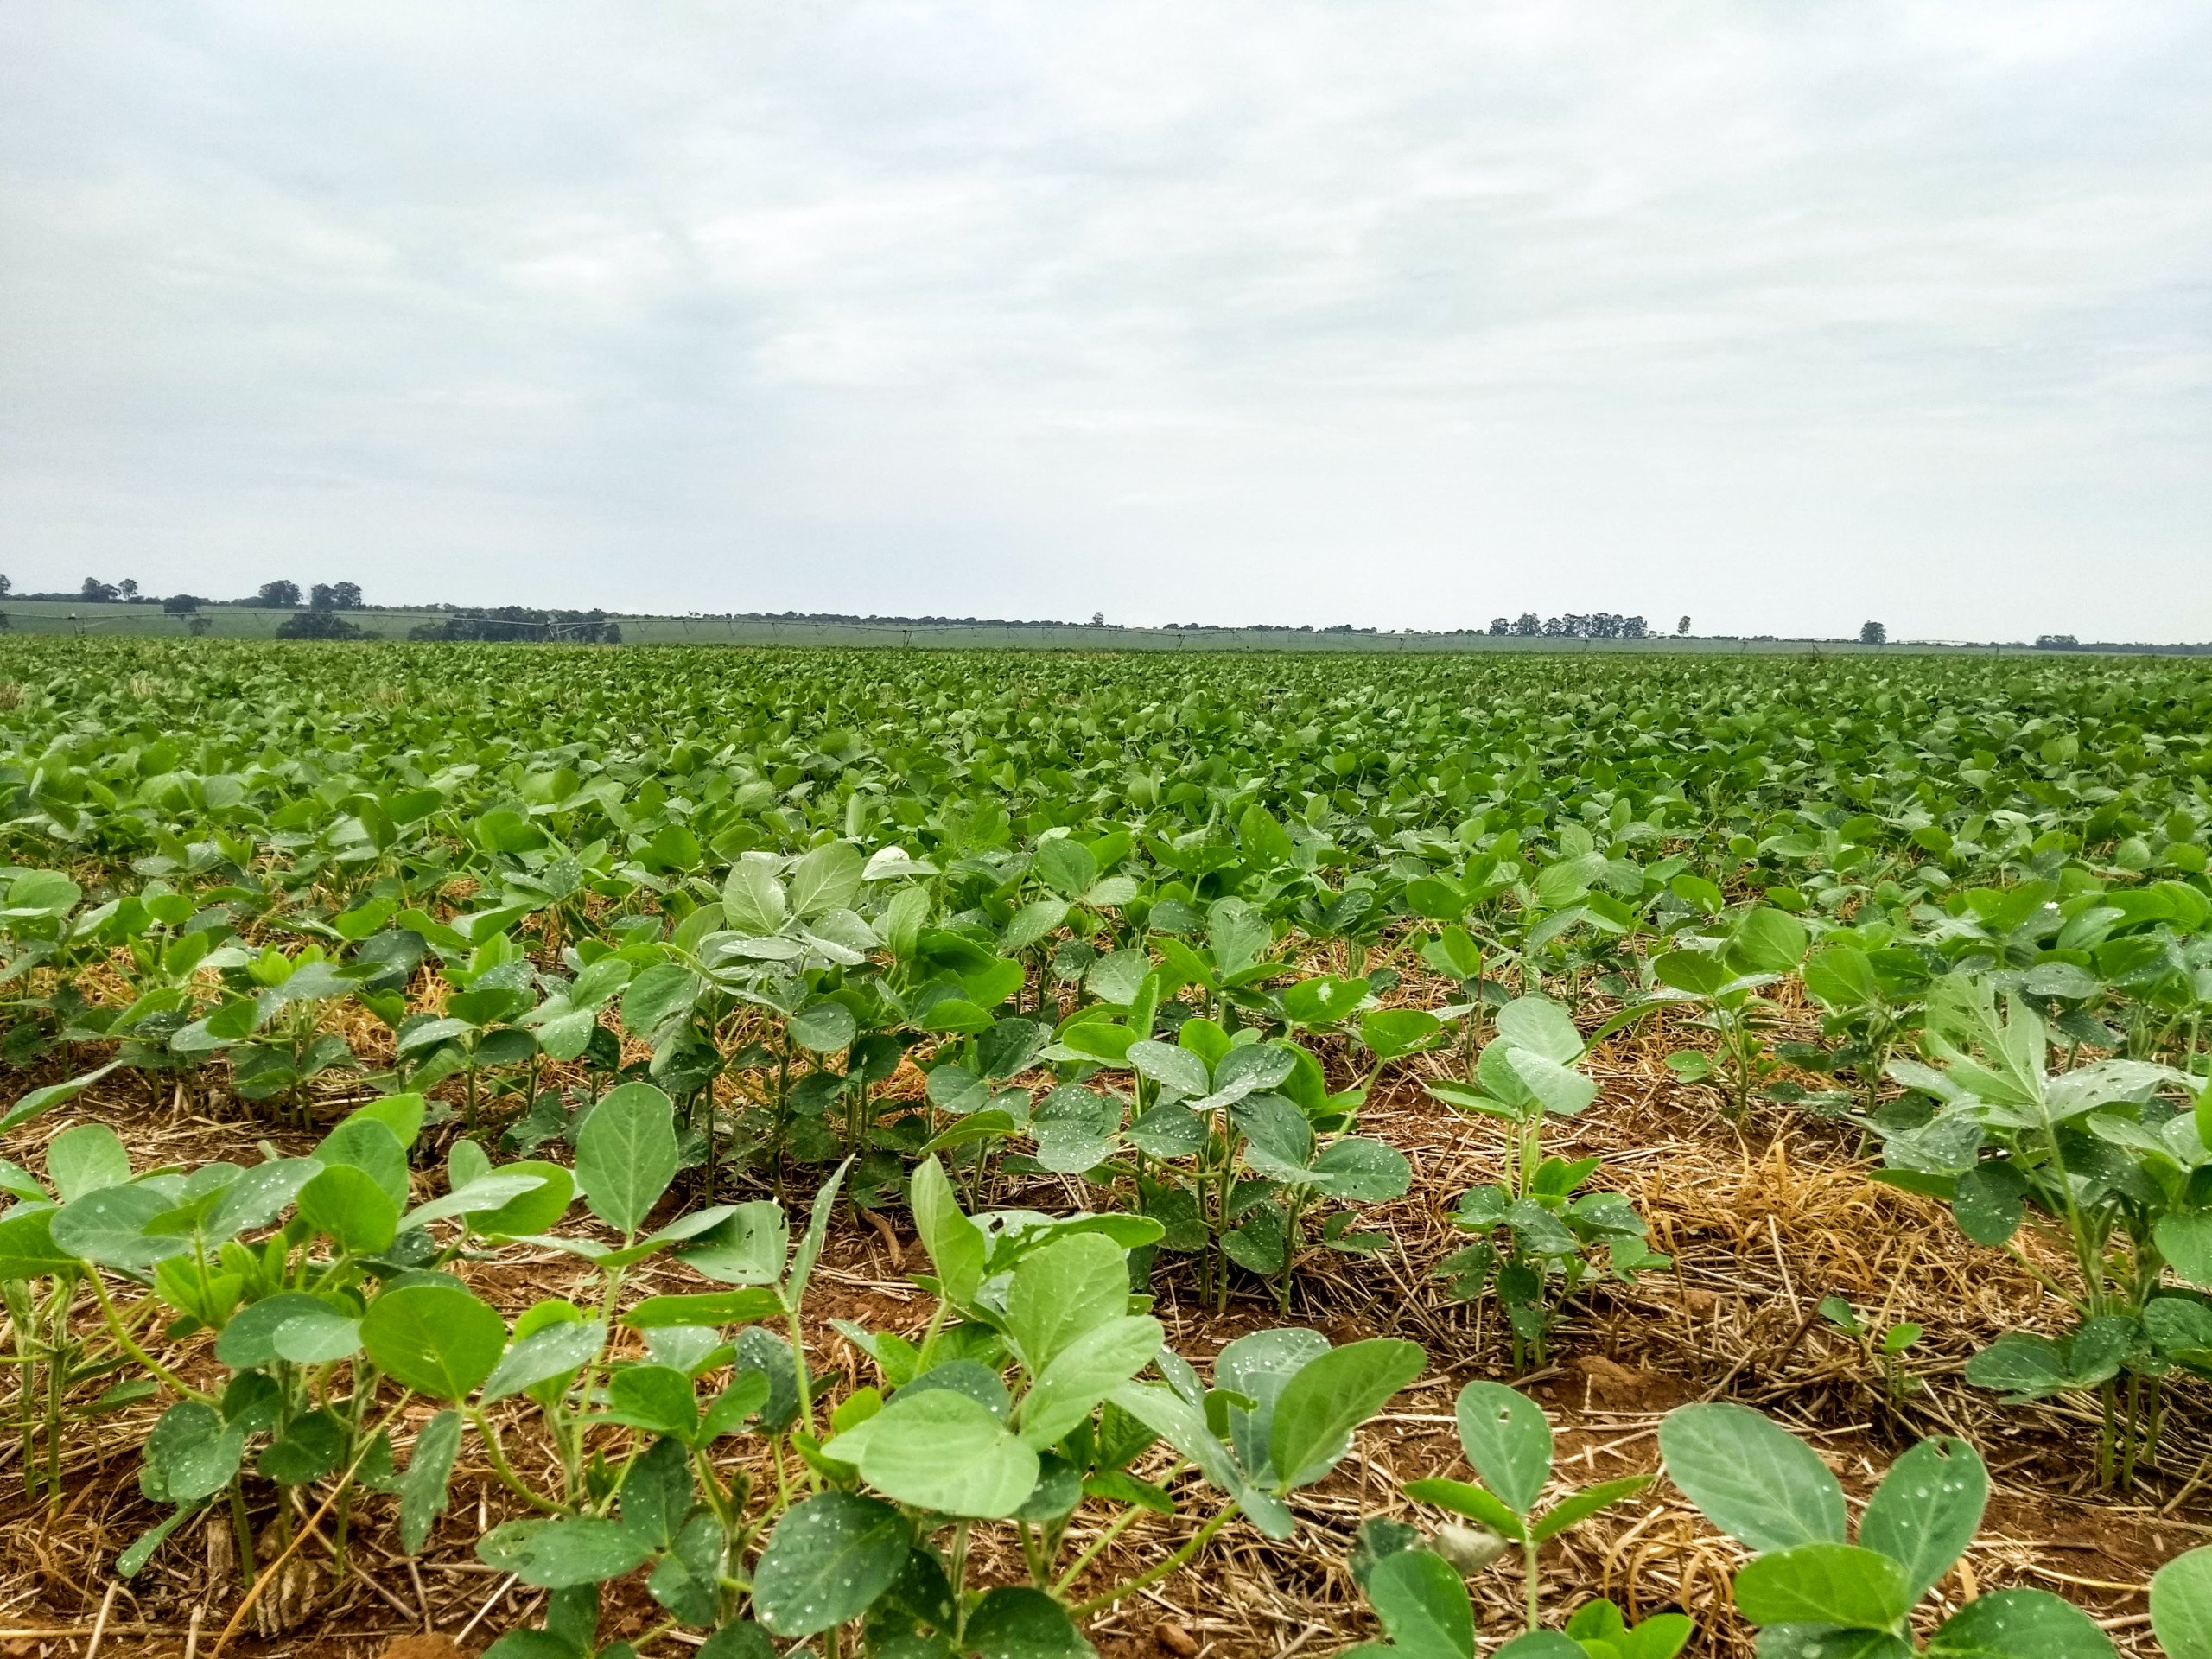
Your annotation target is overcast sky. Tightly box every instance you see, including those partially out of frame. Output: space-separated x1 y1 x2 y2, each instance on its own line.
3 3 2208 639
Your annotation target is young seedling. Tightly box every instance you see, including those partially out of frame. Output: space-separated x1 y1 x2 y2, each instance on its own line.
1817 1295 1923 1402
1426 997 1667 1366
1661 1402 2116 1656
1402 1381 1652 1633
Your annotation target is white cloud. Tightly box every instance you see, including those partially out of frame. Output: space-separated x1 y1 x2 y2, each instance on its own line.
0 0 2206 638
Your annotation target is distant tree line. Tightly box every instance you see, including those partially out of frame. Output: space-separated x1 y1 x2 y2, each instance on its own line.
1487 613 1651 639
409 607 622 645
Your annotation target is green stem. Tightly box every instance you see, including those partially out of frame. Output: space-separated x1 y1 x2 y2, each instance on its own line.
87 1274 213 1403
1067 1502 1237 1618
1522 1531 1541 1631
467 1409 566 1514
1052 1501 1154 1594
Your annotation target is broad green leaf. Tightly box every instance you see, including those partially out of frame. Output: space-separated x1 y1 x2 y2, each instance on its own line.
1018 1315 1164 1448
603 1364 700 1440
1452 1382 1551 1516
722 858 789 935
399 1410 463 1554
1128 1038 1211 1099
1007 1232 1134 1373
2152 1546 2212 1659
46 1123 130 1202
623 1288 784 1328
574 1082 677 1235
1495 996 1585 1062
216 1293 339 1369
2156 1211 2212 1288
1926 1587 2118 1657
908 1156 985 1306
361 1283 506 1401
480 1319 606 1403
1728 906 1809 974
470 1160 574 1237
478 1515 655 1588
297 1163 401 1255
1364 1547 1474 1659
964 1585 1096 1659
1269 1338 1425 1491
789 841 865 918
397 1172 550 1235
1491 1637 1582 1659
0 1062 122 1135
840 1388 1039 1517
752 1492 910 1637
1360 1007 1442 1062
1658 1403 1847 1553
1733 1543 1913 1630
1402 1478 1525 1541
1529 1473 1653 1542
1859 1438 1987 1601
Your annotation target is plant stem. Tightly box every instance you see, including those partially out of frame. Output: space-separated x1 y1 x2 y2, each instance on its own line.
1067 1502 1237 1618
86 1273 213 1403
466 1409 566 1513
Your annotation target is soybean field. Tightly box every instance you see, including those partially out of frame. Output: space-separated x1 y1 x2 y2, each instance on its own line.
0 638 2208 1658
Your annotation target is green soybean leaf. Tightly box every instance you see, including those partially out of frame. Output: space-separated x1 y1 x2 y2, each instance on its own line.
399 1409 463 1554
1952 1165 2027 1248
361 1283 506 1401
845 1388 1039 1517
1452 1381 1552 1516
964 1585 1097 1659
1530 1473 1654 1542
1360 1007 1442 1062
575 1082 677 1235
1128 1039 1211 1099
623 1288 784 1328
46 1123 130 1201
0 1062 122 1135
313 1117 410 1205
1491 1637 1583 1659
1007 1232 1132 1372
397 1172 550 1235
215 1293 334 1369
722 858 789 935
478 1515 655 1589
1363 1547 1475 1659
1734 1543 1913 1630
1019 1315 1164 1449
471 1160 575 1237
271 1305 365 1365
1859 1438 1987 1601
2155 1211 2212 1288
752 1492 910 1637
117 1503 200 1579
1658 1403 1847 1553
297 1163 401 1255
2151 1546 2212 1659
480 1319 607 1404
52 1184 189 1270
1926 1587 2118 1657
909 1155 985 1306
602 1364 700 1440
1269 1338 1425 1491
790 841 865 918
1402 1478 1526 1542
140 1400 245 1504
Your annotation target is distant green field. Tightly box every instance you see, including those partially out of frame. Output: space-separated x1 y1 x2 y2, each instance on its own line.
0 597 2000 653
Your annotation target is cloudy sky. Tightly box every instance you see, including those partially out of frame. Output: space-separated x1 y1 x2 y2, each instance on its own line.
3 3 2207 639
